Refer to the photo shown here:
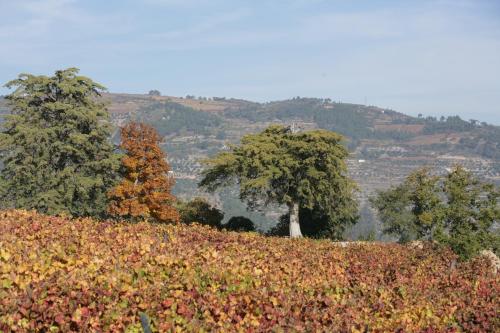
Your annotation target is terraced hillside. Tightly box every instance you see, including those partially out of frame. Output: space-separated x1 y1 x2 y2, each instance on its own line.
1 93 499 237
100 93 500 237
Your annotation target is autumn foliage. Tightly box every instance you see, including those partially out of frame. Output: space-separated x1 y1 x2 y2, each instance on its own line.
108 122 179 223
1 210 498 332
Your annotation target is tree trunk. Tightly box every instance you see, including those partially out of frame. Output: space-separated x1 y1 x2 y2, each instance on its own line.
288 202 303 238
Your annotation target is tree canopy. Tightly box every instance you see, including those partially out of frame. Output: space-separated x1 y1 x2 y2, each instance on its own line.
224 216 256 232
148 90 161 96
177 197 224 229
199 125 358 238
371 166 500 259
370 168 443 243
107 122 179 223
0 68 120 217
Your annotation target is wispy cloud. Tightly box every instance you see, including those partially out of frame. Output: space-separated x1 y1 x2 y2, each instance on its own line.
1 0 84 35
143 0 221 7
148 8 250 41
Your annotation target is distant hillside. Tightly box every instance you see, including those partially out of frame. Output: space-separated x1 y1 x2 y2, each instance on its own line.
99 93 500 238
1 93 499 237
0 96 8 118
103 93 500 158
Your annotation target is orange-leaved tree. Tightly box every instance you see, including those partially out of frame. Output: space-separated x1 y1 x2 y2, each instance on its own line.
108 122 179 223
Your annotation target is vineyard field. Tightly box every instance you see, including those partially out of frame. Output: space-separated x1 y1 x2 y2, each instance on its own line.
0 210 498 332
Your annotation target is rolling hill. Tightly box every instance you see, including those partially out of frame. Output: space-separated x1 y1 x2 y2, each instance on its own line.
1 93 499 238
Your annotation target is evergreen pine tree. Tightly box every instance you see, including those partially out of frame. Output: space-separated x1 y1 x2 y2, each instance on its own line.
199 125 358 238
436 166 500 259
0 68 121 217
372 166 500 259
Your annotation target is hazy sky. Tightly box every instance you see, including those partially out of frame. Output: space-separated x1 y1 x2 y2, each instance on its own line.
1 0 500 123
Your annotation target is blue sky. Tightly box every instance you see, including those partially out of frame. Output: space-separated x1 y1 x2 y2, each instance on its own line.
1 0 500 123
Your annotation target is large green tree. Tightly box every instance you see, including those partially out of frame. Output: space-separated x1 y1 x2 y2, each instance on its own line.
436 167 500 259
199 125 358 238
0 68 121 217
370 168 444 242
371 166 500 259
